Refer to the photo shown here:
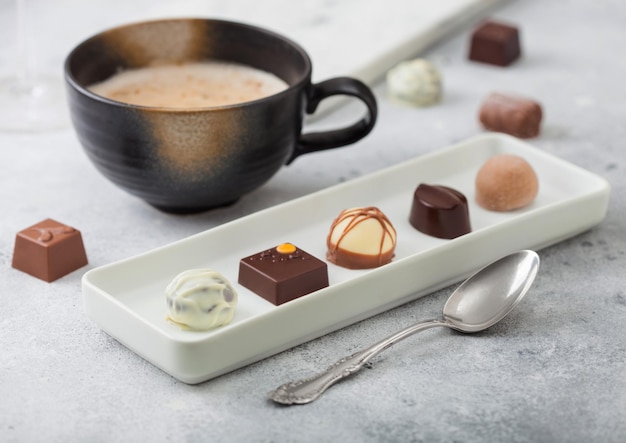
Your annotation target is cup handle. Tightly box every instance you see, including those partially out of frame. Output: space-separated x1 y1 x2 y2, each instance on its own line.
287 77 378 164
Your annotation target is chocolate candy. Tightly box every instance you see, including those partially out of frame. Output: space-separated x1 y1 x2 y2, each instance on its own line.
409 184 471 239
238 243 328 305
475 154 539 211
165 269 238 331
12 219 88 282
386 58 442 107
479 92 542 138
469 20 521 67
326 207 397 269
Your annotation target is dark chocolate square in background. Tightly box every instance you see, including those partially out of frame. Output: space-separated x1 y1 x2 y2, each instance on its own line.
469 20 521 67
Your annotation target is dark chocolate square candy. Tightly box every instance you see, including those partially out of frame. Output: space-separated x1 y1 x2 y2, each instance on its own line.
469 20 521 67
238 244 328 305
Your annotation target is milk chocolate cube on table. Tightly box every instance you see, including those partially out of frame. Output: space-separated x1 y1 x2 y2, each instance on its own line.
12 218 88 282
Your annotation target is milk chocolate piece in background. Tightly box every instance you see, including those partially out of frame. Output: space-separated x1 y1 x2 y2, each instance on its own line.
238 243 328 305
12 219 88 282
409 184 471 239
479 92 543 138
469 20 521 66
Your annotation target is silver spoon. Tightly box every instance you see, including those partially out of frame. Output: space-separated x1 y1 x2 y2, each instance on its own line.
268 250 540 405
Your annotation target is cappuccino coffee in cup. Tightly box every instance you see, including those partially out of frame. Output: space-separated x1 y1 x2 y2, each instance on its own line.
65 18 377 213
88 61 288 108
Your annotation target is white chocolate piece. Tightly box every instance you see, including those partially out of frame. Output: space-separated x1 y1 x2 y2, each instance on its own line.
327 207 397 269
328 209 395 255
386 59 442 106
165 269 237 331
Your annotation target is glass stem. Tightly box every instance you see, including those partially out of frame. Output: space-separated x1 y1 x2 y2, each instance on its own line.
14 0 35 92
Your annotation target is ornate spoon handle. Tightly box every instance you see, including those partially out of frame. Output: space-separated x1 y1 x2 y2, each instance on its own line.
268 319 447 405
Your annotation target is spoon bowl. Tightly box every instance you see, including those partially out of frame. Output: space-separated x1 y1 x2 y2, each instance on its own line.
268 250 540 405
443 250 540 332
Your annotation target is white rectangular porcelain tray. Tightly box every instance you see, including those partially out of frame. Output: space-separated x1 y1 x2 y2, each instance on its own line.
82 133 610 384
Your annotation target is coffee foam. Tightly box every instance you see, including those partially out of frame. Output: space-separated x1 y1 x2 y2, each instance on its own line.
88 61 288 108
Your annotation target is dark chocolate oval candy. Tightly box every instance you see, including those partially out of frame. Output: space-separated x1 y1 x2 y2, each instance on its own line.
409 184 471 239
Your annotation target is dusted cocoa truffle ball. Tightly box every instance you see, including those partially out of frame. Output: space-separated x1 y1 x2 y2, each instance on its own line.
475 154 539 211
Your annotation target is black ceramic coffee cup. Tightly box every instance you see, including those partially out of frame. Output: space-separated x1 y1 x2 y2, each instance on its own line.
65 18 377 213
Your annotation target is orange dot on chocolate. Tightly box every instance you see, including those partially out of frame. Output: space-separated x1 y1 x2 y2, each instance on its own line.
276 243 297 254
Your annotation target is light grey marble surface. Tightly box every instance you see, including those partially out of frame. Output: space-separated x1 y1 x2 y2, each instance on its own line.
1 0 625 442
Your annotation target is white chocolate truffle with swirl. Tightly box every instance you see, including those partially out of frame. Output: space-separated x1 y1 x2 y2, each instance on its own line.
327 207 397 269
165 269 237 331
386 58 442 106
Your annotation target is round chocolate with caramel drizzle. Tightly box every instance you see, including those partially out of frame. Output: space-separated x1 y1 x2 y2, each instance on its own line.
326 207 397 269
